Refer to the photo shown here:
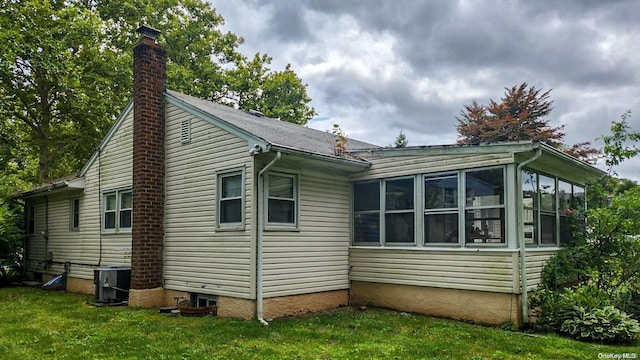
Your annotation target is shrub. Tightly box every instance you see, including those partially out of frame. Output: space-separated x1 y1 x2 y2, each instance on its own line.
560 306 640 343
529 284 610 332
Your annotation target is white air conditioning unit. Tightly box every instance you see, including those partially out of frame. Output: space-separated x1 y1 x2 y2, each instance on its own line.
93 266 131 303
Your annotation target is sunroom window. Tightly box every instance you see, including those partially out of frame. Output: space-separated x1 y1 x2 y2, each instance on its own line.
464 168 505 244
385 178 415 244
522 170 586 246
353 181 380 243
424 174 458 244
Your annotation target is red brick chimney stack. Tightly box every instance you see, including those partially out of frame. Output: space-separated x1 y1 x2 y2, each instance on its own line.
131 25 166 291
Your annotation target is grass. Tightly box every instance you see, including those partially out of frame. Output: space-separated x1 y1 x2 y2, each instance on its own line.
0 287 637 359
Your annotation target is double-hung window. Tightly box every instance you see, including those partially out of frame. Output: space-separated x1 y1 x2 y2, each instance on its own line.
424 174 459 244
103 190 132 232
539 175 557 245
353 181 380 243
385 178 415 244
266 173 298 228
217 170 244 228
464 168 505 244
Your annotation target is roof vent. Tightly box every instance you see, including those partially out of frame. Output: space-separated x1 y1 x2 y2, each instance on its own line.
248 109 264 118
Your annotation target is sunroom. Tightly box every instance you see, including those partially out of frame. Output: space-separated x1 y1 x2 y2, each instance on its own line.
347 141 604 326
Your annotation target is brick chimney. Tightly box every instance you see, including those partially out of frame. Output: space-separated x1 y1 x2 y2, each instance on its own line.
130 25 166 299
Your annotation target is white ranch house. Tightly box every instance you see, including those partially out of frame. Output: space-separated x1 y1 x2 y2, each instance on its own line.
18 27 604 326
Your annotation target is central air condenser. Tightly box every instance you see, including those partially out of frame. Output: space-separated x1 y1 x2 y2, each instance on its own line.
93 266 131 303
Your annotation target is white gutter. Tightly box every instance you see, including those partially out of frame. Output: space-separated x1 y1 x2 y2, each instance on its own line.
256 151 281 325
516 148 542 325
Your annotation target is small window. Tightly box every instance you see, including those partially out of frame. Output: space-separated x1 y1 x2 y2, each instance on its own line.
26 203 36 235
267 173 297 227
195 294 217 308
70 198 80 230
217 170 244 228
103 190 132 232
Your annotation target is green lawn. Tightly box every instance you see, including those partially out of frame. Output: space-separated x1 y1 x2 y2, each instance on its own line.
0 287 637 359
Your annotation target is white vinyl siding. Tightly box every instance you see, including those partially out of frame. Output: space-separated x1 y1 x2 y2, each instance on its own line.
262 168 351 298
164 102 254 299
352 152 514 181
525 250 555 291
350 248 518 293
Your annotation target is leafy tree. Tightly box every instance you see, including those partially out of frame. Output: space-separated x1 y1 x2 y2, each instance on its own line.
0 1 127 182
456 83 599 162
394 131 408 148
0 0 315 184
599 110 640 175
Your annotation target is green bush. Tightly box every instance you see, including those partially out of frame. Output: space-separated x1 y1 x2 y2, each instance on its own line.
530 284 610 332
561 306 640 343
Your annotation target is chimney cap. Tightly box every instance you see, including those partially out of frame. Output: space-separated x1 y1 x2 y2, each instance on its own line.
136 25 161 40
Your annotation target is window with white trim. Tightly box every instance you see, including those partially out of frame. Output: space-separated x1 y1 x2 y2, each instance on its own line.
70 198 80 230
385 177 415 244
103 190 132 232
353 181 380 243
464 168 505 244
266 173 297 227
522 170 586 246
424 174 459 244
217 170 244 228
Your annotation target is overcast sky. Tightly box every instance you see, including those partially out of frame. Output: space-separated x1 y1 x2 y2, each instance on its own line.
212 0 640 180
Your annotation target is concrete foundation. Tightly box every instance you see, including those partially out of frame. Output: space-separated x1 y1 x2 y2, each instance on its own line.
66 277 95 295
128 287 166 307
263 290 348 318
351 281 522 327
218 296 255 319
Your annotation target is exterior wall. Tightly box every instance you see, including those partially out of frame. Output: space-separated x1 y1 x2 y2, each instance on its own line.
525 249 555 291
351 281 522 326
262 166 351 298
25 110 134 281
163 102 255 299
352 152 514 180
350 248 519 293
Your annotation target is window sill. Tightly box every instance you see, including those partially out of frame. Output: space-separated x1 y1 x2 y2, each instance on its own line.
215 226 246 232
264 225 299 232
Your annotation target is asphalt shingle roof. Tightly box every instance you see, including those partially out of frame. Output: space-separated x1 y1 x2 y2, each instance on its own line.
167 90 378 157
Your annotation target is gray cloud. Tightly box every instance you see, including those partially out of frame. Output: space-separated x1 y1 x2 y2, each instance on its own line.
212 0 640 179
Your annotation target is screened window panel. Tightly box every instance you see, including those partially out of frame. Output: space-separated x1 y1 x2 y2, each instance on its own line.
269 175 294 199
424 213 458 244
425 175 457 209
539 175 556 212
268 199 295 223
465 208 505 243
105 194 117 211
385 212 414 243
104 213 116 229
354 182 380 211
386 178 414 210
222 175 242 198
220 199 242 223
466 168 504 206
354 213 380 243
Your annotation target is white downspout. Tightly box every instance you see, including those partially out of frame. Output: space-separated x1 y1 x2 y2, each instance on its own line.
256 151 281 325
516 149 542 325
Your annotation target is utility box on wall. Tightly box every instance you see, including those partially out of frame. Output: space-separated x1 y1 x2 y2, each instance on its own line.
93 266 131 303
